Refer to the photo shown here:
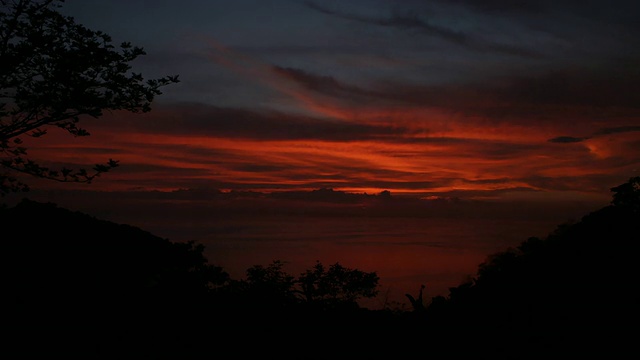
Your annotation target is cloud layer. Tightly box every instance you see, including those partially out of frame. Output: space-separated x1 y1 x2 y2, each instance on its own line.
18 0 639 202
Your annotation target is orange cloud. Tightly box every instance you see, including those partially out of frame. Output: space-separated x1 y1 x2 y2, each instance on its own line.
15 49 639 200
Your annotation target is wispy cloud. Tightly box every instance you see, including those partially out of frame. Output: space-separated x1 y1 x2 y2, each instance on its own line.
270 66 376 103
434 0 547 14
595 126 640 136
304 1 467 43
303 1 541 58
96 103 413 142
549 126 640 144
269 63 640 124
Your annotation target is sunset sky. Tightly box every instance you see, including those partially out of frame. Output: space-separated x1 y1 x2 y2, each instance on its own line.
7 0 640 305
25 0 633 200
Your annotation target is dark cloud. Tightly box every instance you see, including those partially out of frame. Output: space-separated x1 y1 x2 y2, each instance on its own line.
304 1 540 58
271 63 640 123
461 177 513 185
59 146 128 156
524 174 615 193
548 136 587 144
497 69 640 109
304 1 466 43
477 142 546 159
230 164 291 173
130 143 239 166
435 0 640 29
116 163 213 178
595 126 640 136
271 66 375 101
383 66 640 120
549 126 640 144
434 0 547 14
426 186 539 198
475 41 543 58
271 65 458 110
106 103 413 142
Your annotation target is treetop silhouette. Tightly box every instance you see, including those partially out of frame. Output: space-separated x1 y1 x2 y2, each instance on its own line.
0 0 179 196
610 176 640 212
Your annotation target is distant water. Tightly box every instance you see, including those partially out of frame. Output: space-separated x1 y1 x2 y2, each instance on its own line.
194 215 569 309
6 190 602 310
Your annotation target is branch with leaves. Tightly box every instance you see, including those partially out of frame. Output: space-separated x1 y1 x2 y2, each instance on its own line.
0 0 179 195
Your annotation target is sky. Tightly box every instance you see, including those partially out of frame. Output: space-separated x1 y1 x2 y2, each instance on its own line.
34 0 637 199
5 0 640 306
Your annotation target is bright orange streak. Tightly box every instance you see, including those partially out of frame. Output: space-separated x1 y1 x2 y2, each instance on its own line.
18 94 639 200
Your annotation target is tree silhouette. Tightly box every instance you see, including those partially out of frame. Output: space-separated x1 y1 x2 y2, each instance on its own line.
297 260 379 308
610 176 640 212
224 259 379 313
238 260 299 310
0 0 179 196
420 176 640 357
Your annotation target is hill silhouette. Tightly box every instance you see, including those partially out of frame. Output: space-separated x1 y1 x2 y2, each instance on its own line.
3 199 231 357
2 199 395 358
422 176 640 357
3 177 639 358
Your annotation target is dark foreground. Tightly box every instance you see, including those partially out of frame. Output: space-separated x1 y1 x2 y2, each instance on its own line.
4 178 640 358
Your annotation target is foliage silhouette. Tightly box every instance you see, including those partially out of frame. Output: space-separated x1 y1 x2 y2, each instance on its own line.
214 259 379 323
422 176 640 357
222 260 299 313
297 260 379 308
610 175 640 212
405 284 425 312
0 0 179 196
